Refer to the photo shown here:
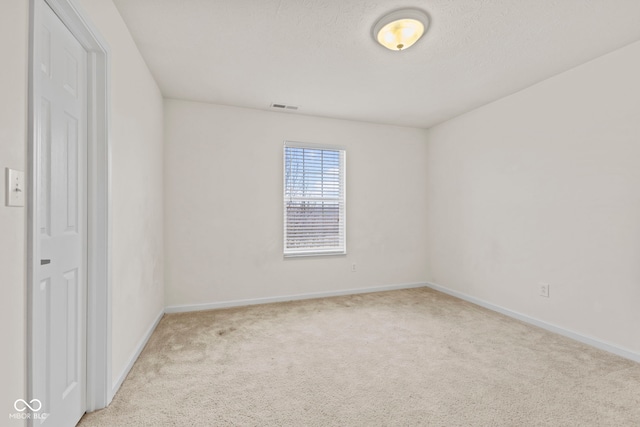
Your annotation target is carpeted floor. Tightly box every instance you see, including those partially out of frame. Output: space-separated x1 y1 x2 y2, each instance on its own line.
78 287 640 426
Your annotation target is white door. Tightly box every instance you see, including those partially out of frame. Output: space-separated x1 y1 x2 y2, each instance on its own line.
33 1 88 425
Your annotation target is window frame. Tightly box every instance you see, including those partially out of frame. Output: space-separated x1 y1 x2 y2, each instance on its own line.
283 141 346 257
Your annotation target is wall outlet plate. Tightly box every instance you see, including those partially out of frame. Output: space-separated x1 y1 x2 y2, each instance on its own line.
6 168 25 207
539 283 550 298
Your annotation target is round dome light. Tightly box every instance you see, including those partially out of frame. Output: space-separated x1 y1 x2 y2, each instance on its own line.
372 9 430 51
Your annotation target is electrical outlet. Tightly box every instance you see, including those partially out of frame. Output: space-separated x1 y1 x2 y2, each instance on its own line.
351 263 357 272
539 283 550 298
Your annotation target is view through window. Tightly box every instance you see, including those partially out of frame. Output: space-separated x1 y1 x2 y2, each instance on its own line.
283 142 346 256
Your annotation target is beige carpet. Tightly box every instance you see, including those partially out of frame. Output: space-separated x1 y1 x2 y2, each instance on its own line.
78 287 640 426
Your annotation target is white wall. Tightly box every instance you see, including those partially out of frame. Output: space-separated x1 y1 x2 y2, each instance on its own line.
1 0 164 420
164 100 429 308
75 0 165 390
0 0 29 421
425 40 640 355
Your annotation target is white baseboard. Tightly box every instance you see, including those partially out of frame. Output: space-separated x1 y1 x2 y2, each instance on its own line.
164 282 427 314
109 308 165 401
425 281 640 364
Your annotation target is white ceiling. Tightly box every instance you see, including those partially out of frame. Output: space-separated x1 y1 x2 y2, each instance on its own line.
112 0 640 129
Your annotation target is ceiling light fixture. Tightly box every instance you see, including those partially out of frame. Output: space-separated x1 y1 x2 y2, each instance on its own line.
372 8 429 51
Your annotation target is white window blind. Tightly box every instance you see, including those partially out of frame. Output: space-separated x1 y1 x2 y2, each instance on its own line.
284 141 346 256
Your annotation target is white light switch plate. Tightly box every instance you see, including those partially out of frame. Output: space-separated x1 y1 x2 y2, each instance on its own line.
6 168 25 207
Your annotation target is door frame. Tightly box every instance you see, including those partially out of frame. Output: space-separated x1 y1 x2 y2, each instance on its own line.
27 0 111 415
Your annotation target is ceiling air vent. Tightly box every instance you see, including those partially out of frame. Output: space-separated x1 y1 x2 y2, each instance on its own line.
270 103 299 111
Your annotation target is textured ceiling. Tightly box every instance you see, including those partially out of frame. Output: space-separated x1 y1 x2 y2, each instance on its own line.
112 0 640 128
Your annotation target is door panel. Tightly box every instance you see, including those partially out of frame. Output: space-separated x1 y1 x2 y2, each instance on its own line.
38 98 52 237
34 2 87 425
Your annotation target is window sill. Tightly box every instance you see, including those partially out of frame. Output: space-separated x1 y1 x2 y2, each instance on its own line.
284 251 347 258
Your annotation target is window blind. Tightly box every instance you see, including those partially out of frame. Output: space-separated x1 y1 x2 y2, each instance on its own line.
284 142 346 256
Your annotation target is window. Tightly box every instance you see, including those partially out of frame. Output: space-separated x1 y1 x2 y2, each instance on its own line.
283 141 346 256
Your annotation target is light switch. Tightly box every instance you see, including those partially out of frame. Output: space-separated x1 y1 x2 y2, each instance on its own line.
6 168 25 207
